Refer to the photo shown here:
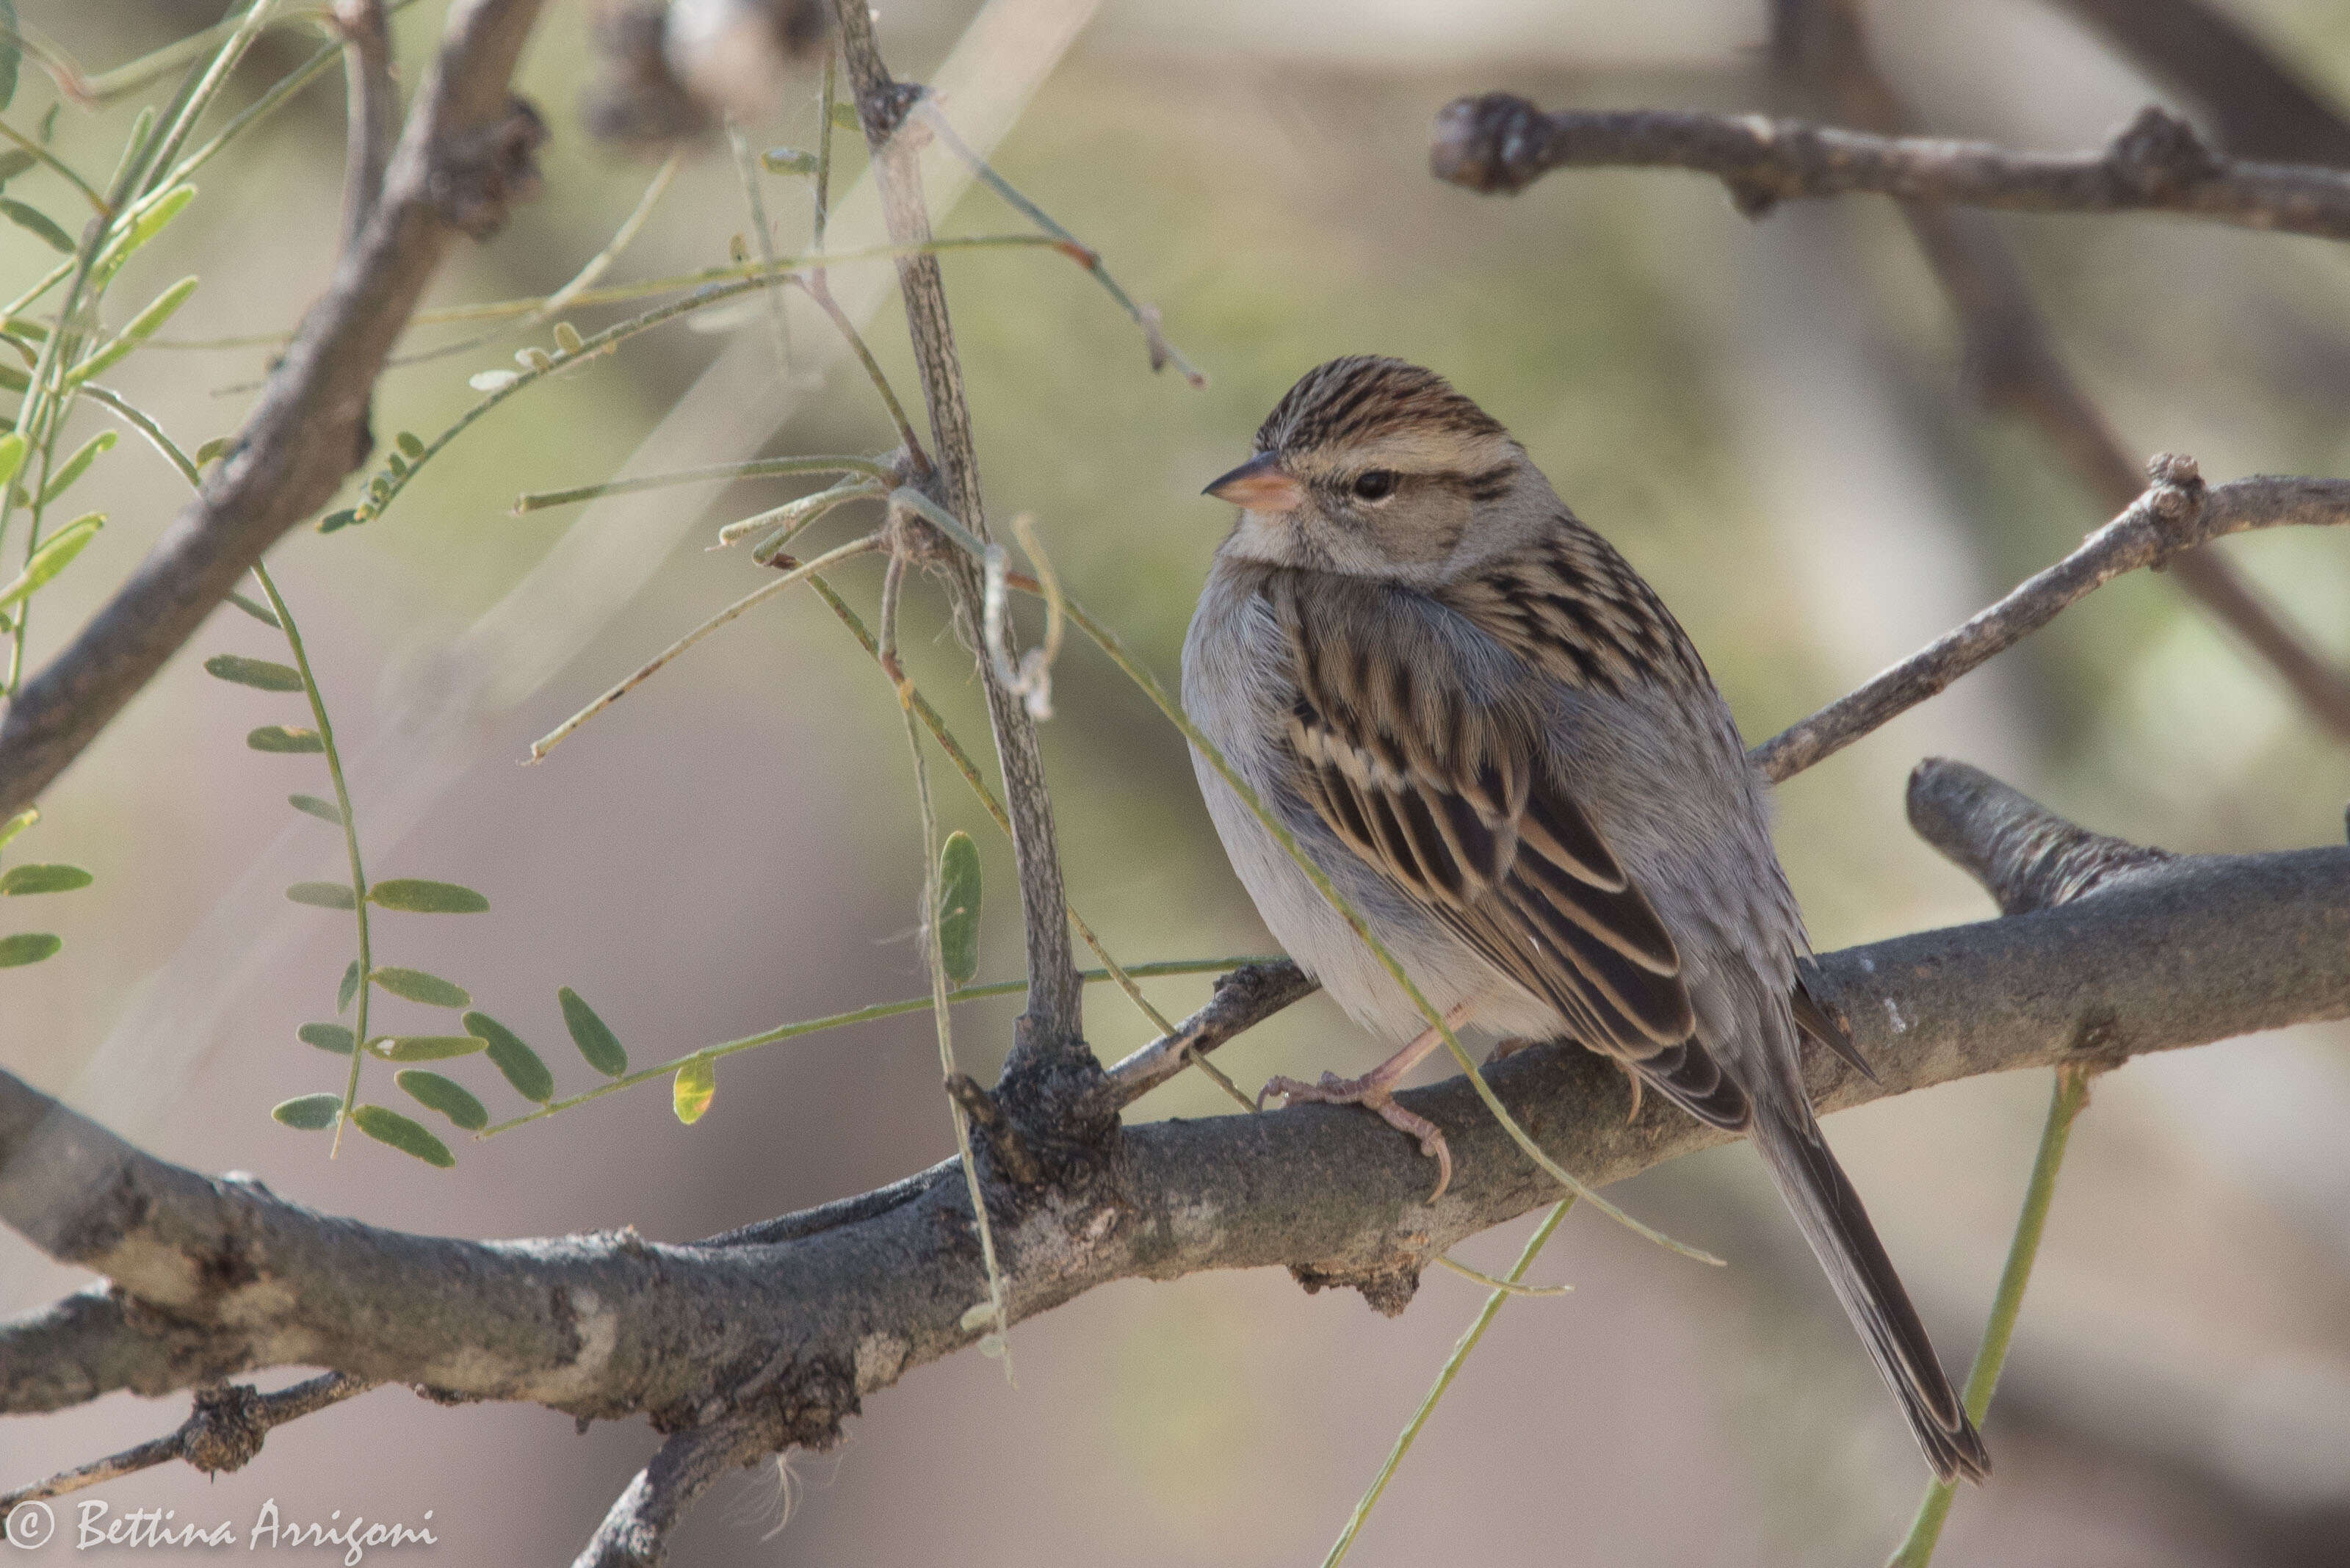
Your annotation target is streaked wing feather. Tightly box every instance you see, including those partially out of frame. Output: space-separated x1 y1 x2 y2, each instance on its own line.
1273 576 1696 1060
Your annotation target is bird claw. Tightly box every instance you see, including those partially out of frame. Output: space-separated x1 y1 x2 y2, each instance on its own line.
1259 1072 1453 1202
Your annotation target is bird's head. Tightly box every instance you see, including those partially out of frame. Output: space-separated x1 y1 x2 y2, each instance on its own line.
1204 356 1542 582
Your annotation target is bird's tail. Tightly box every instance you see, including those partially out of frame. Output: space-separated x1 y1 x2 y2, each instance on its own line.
1749 1094 1992 1485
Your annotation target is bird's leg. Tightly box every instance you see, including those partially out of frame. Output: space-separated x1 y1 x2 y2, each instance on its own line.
1616 1058 1644 1123
1259 1001 1478 1201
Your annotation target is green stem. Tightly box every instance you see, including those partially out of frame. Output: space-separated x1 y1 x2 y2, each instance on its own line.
800 570 1255 1108
248 561 373 1156
1322 1199 1575 1567
513 455 894 514
474 959 1261 1137
0 120 111 216
901 690 1013 1379
1885 1065 2093 1567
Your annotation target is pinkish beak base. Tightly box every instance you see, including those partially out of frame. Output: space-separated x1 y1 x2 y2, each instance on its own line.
1204 452 1305 513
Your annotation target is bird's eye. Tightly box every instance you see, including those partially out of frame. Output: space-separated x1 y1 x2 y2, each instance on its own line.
1351 469 1398 502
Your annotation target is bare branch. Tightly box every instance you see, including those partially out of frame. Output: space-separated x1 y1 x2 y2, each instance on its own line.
2051 0 2350 166
0 1373 375 1527
1770 0 2350 747
572 1418 787 1568
1431 95 2350 242
828 1 1088 1094
7 803 2345 1453
1750 464 2350 781
1104 958 1317 1106
0 0 550 823
333 0 397 250
1906 759 2172 917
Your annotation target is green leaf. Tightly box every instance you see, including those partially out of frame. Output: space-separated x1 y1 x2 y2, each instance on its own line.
194 436 235 469
370 967 471 1008
91 185 193 284
558 986 627 1077
464 1010 553 1102
0 931 60 967
0 151 30 185
0 513 103 610
0 862 91 895
0 431 22 493
0 1 20 113
338 958 361 1012
369 1034 486 1062
369 878 489 914
0 805 35 853
272 1093 341 1130
225 590 279 626
830 101 860 129
35 431 115 505
762 146 820 176
69 275 198 387
286 881 355 909
247 725 324 754
298 1022 354 1055
317 508 359 534
1 196 73 253
204 653 304 692
351 1103 455 1168
289 793 342 824
395 430 426 460
937 829 982 985
672 1055 717 1124
397 1069 488 1130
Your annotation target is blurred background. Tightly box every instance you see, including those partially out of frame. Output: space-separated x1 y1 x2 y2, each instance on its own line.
6 0 2350 1562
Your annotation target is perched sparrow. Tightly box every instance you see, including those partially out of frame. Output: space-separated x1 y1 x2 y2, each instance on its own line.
1181 355 1989 1484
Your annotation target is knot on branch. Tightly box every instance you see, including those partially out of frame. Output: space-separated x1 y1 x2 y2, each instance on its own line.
181 1384 267 1475
2141 450 2208 558
1431 92 1550 195
1291 1260 1421 1318
2107 106 2224 199
430 95 548 239
1907 758 2172 916
858 79 931 146
944 1073 1044 1187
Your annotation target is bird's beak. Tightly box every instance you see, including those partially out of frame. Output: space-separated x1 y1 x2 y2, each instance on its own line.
1204 452 1304 513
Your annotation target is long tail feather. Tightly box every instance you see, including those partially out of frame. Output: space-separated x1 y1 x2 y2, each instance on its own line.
1750 1095 1992 1484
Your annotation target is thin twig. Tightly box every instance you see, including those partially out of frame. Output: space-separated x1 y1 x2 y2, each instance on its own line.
1 1373 377 1520
831 0 1085 1071
334 0 396 251
1749 464 2350 781
1431 94 2350 242
527 533 882 762
512 455 893 514
1774 0 2350 746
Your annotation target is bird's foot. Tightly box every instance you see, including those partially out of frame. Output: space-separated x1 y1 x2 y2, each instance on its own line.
1614 1058 1645 1123
1259 1071 1453 1202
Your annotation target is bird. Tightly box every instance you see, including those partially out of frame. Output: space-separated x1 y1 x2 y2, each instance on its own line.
1179 354 1990 1484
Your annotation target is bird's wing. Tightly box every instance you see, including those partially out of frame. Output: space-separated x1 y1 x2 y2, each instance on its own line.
1270 574 1729 1113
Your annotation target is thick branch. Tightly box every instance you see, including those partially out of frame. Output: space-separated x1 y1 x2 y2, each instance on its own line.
1905 758 2172 917
1431 95 2350 242
0 0 547 823
1749 464 2350 781
828 1 1086 1086
8 812 2345 1451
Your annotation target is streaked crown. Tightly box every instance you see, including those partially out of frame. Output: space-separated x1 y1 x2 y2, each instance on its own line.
1254 355 1507 458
